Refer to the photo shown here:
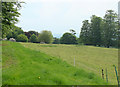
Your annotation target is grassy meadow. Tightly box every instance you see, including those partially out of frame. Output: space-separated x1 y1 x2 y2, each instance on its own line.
21 43 118 85
0 41 2 86
2 41 107 85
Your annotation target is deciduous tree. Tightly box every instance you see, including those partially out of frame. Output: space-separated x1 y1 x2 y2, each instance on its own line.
30 34 38 43
60 33 77 44
2 2 23 38
38 30 53 44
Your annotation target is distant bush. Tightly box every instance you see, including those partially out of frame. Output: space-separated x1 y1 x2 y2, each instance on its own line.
24 31 39 39
17 34 28 42
60 33 77 44
38 30 53 44
6 30 13 40
53 37 60 44
6 27 24 40
30 34 38 43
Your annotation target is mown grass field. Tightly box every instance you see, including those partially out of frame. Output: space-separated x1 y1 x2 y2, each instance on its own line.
21 43 118 85
2 41 107 85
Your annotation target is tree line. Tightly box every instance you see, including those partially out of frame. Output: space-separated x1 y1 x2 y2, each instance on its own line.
79 10 119 48
1 2 119 48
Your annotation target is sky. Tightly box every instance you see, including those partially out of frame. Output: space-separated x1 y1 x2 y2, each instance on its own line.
16 0 119 38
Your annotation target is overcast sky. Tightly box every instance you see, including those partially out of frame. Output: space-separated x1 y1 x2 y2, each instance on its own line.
17 0 119 37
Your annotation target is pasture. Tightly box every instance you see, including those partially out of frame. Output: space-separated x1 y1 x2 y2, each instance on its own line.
0 41 2 86
21 43 118 85
2 41 107 85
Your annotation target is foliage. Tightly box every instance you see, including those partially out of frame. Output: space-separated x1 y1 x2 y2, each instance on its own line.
2 2 23 38
101 10 118 48
117 20 120 48
90 15 102 46
30 34 38 43
38 30 53 44
60 33 77 44
6 26 24 40
53 37 60 44
6 30 12 40
28 31 39 37
24 32 31 39
17 34 28 42
70 29 76 35
79 20 91 45
79 10 118 48
24 31 39 39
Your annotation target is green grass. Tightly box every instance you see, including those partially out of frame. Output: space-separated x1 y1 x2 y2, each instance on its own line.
2 41 107 85
0 41 2 86
21 43 118 85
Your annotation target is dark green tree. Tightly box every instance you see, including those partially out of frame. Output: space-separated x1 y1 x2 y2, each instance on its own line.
117 20 120 48
2 2 23 38
70 29 76 35
111 19 120 48
30 34 38 43
102 10 117 48
24 32 31 39
6 30 12 40
28 31 39 37
60 33 77 44
53 37 60 44
25 31 39 39
6 26 24 40
17 34 28 42
79 20 91 45
90 15 102 46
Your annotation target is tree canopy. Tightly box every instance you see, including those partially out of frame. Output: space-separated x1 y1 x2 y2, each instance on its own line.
60 33 77 44
53 37 60 44
17 34 28 42
79 20 91 45
30 34 38 43
79 10 118 48
2 2 23 38
6 26 24 40
38 30 53 44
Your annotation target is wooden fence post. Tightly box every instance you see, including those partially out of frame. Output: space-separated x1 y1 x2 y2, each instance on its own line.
102 69 104 79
